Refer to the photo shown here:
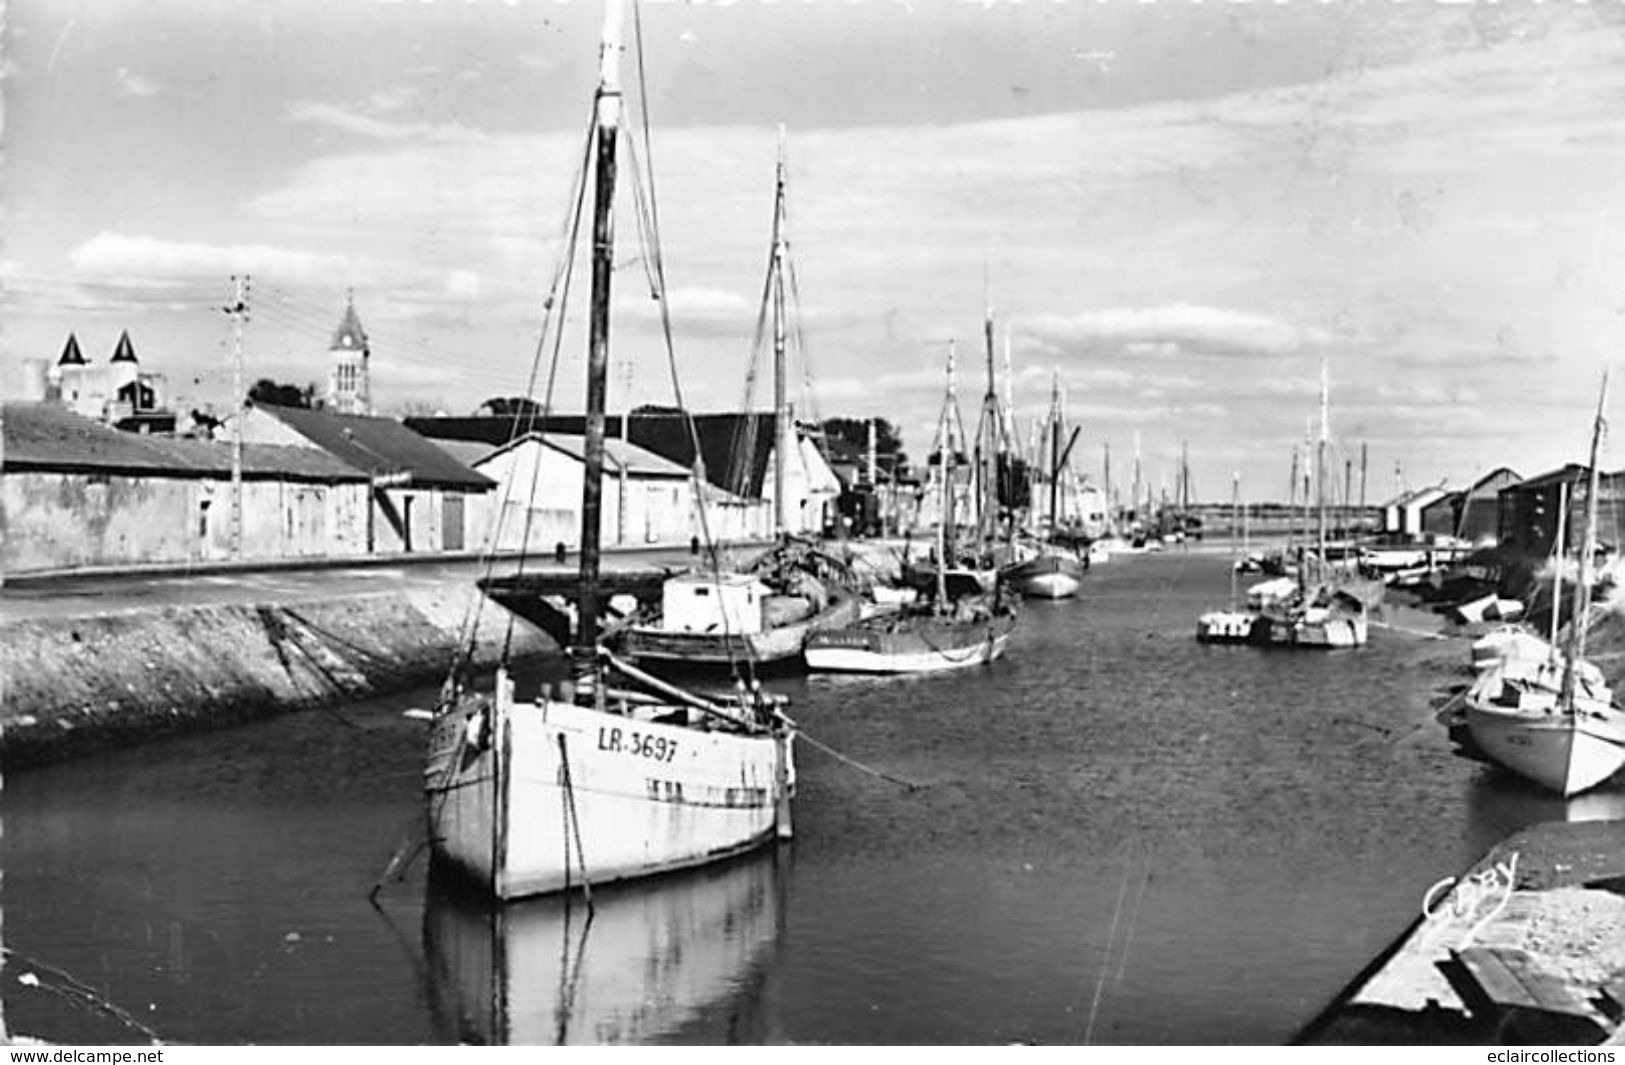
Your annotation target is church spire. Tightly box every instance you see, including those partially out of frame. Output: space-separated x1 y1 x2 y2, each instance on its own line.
331 288 368 352
58 333 86 366
110 330 139 363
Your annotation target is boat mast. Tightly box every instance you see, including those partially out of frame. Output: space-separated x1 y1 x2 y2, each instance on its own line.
1230 471 1241 608
979 297 1000 554
1562 371 1610 706
1550 480 1569 657
1317 358 1329 578
573 0 624 668
772 126 789 540
937 342 958 608
1048 370 1062 535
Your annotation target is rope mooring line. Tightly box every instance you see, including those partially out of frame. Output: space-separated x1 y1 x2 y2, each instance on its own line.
794 730 926 791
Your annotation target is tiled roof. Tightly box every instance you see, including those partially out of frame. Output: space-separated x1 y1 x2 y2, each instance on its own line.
406 409 792 495
255 403 493 491
1 402 366 483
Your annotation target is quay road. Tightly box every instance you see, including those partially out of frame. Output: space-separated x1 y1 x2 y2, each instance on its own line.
0 545 719 622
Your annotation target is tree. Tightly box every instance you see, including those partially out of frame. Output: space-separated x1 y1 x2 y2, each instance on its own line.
819 417 909 477
478 396 544 417
248 378 314 408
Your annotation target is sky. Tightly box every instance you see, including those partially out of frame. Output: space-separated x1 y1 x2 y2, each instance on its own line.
4 0 1625 504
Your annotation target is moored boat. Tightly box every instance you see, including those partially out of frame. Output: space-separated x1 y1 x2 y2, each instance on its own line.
425 0 795 901
1001 546 1084 600
804 604 1016 673
1463 375 1625 796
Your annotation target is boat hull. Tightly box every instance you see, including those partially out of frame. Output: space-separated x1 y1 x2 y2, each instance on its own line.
1195 609 1260 644
622 592 862 666
804 613 1015 674
1001 553 1084 600
1464 701 1625 797
426 692 792 900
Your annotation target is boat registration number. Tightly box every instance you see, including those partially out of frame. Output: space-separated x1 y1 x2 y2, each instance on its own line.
598 725 679 762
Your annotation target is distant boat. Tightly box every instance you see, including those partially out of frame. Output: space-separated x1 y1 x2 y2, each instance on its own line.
1254 360 1375 649
621 539 862 669
620 130 861 670
805 341 1017 674
1002 370 1086 600
1197 473 1261 645
425 1 794 901
1465 377 1625 796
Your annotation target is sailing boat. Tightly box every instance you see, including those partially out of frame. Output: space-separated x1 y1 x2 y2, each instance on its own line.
1255 360 1373 648
425 1 795 900
1196 473 1261 644
1464 374 1625 796
1002 370 1086 599
805 343 1017 673
620 129 860 670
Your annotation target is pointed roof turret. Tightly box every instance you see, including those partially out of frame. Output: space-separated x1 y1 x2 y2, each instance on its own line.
110 330 139 363
330 289 369 352
57 333 86 366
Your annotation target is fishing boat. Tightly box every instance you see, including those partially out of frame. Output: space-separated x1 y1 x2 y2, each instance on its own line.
1197 473 1261 644
1255 361 1374 648
1001 371 1086 600
805 342 1017 674
619 131 860 670
1465 376 1625 797
424 1 795 900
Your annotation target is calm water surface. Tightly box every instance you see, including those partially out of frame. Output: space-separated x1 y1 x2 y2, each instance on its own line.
8 551 1624 1044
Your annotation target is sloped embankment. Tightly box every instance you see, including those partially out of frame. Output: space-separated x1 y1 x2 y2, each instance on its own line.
0 586 550 769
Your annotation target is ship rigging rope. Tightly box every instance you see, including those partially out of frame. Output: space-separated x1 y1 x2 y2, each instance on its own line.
628 0 756 680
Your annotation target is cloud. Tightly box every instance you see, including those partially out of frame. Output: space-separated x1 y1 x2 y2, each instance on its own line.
114 67 159 99
284 100 466 141
1022 304 1328 360
68 232 373 285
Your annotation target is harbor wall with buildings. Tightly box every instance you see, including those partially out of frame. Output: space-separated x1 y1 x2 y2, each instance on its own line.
0 580 551 770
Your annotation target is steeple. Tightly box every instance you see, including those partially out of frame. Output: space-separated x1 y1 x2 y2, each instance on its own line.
330 288 368 352
326 289 371 415
57 333 86 366
110 330 139 364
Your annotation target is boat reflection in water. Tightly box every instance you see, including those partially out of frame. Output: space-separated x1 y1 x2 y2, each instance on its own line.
423 849 784 1045
1461 769 1625 862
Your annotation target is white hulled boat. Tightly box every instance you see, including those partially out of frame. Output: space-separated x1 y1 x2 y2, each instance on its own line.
1464 375 1625 796
425 0 794 900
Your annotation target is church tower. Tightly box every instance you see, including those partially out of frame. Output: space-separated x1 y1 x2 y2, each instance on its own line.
326 290 371 415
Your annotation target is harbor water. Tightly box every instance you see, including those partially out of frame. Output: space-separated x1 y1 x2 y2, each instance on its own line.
7 550 1624 1044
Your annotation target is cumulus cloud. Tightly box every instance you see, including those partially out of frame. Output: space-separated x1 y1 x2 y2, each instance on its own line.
68 232 372 285
1022 304 1328 360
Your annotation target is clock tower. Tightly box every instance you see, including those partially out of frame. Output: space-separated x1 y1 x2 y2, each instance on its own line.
326 290 371 415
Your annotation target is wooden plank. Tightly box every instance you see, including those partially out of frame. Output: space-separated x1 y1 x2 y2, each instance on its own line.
1453 948 1596 1020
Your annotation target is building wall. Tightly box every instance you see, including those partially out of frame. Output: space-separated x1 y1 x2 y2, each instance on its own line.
1419 494 1461 538
472 441 711 552
2 471 370 573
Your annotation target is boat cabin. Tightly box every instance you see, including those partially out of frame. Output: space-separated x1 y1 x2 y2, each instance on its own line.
661 572 771 635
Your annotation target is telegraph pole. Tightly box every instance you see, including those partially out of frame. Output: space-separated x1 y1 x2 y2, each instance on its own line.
225 274 250 558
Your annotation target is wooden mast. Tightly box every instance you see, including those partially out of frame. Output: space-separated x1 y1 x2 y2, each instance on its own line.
573 0 624 670
1317 358 1329 580
979 299 1000 555
771 126 789 540
1048 370 1062 535
1561 371 1610 708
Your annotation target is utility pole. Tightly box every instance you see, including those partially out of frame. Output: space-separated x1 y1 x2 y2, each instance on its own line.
224 274 250 559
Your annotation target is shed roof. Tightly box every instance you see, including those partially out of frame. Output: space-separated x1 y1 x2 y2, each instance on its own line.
254 403 493 491
406 409 806 496
1 402 367 483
